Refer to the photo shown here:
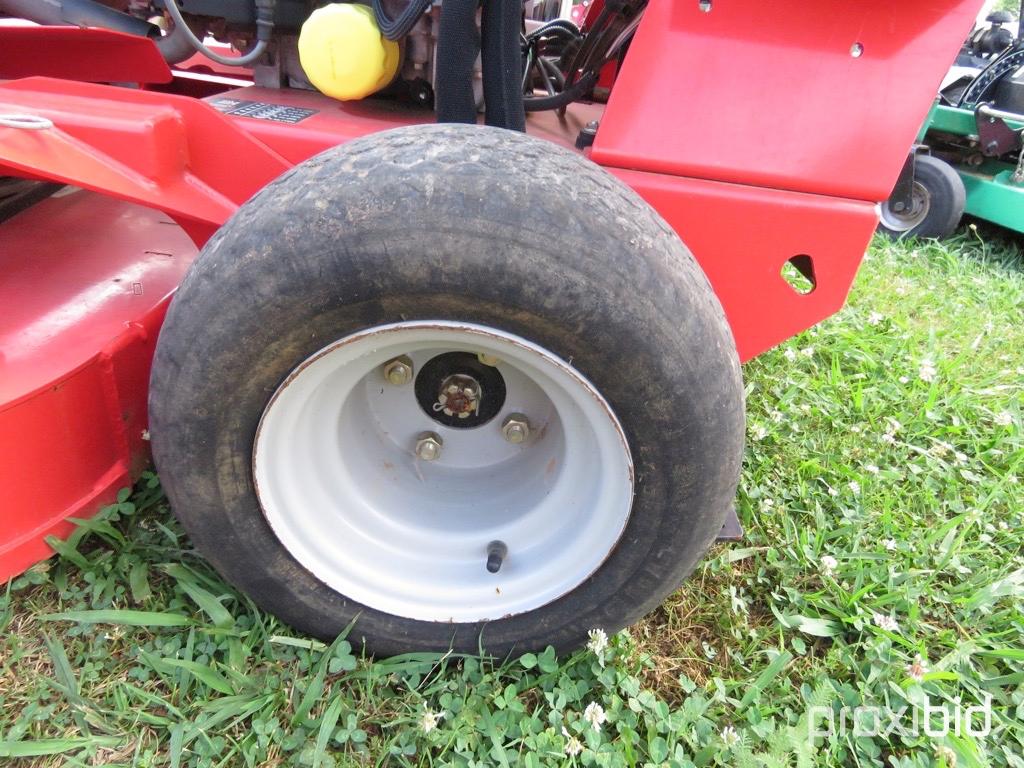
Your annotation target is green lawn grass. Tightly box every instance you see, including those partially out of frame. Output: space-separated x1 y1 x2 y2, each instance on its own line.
2 228 1022 768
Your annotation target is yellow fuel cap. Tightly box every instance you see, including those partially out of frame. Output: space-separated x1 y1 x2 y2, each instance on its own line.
298 3 400 101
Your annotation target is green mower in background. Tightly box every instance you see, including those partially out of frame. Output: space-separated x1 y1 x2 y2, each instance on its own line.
880 4 1024 239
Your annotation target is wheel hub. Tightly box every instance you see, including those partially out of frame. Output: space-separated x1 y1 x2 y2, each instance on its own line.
880 180 931 232
435 374 481 419
414 350 506 429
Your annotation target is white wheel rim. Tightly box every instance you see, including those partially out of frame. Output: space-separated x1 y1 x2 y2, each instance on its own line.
252 321 634 622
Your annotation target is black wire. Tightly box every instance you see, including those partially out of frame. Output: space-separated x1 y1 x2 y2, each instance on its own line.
372 0 433 41
523 71 596 112
525 18 581 41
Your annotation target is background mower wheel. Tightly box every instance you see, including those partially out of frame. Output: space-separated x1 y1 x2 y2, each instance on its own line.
149 125 745 656
878 154 966 240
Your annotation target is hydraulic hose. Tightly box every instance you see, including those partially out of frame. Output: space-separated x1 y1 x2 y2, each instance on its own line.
527 18 581 39
155 18 200 65
372 0 433 41
162 0 276 67
0 0 158 37
523 71 596 112
481 0 525 131
434 0 478 125
435 0 525 131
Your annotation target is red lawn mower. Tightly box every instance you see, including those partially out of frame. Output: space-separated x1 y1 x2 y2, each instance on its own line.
0 0 982 655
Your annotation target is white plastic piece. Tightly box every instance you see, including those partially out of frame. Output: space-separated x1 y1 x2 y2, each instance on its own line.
0 114 53 130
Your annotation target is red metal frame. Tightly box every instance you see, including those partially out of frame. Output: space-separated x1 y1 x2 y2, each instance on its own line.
0 1 980 580
0 27 172 84
0 194 195 578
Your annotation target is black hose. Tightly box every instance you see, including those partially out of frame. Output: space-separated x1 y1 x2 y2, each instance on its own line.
537 55 565 91
525 18 581 40
523 71 596 112
156 19 200 65
0 0 158 37
372 0 433 41
435 0 525 130
481 0 525 131
434 0 479 124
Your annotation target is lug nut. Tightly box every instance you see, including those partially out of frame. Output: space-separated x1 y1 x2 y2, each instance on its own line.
415 432 443 461
436 374 481 418
383 356 414 386
501 414 530 444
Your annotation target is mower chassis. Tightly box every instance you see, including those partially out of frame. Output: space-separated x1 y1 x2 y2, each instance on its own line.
0 0 982 579
928 103 1024 234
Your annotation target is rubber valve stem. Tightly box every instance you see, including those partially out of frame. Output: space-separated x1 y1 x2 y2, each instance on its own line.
486 540 508 574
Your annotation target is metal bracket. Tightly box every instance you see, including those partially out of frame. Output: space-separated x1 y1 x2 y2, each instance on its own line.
975 104 1023 157
716 505 744 542
889 153 917 213
575 120 599 150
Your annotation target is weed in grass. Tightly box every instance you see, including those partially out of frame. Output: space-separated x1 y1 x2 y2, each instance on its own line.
1 229 1022 767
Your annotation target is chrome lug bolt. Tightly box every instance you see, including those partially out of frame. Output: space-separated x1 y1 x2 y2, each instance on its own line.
383 356 414 386
501 414 530 444
415 432 443 461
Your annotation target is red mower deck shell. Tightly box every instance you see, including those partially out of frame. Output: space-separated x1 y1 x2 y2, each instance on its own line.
0 0 981 580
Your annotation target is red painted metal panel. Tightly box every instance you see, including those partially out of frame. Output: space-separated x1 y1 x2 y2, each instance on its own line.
199 86 603 163
0 365 128 579
0 27 172 84
0 78 290 244
0 192 197 581
175 47 253 80
609 169 878 362
200 87 873 360
593 0 981 202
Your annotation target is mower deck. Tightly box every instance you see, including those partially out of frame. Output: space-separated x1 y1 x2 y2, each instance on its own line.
0 191 195 580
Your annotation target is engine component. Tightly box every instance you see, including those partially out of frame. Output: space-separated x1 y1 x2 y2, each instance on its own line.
966 10 1016 59
401 3 480 109
522 18 581 105
298 3 399 101
959 46 1024 107
151 0 309 27
994 65 1024 115
163 0 276 65
521 0 647 112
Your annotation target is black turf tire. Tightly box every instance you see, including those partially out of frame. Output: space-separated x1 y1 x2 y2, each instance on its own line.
149 124 745 657
878 154 966 240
